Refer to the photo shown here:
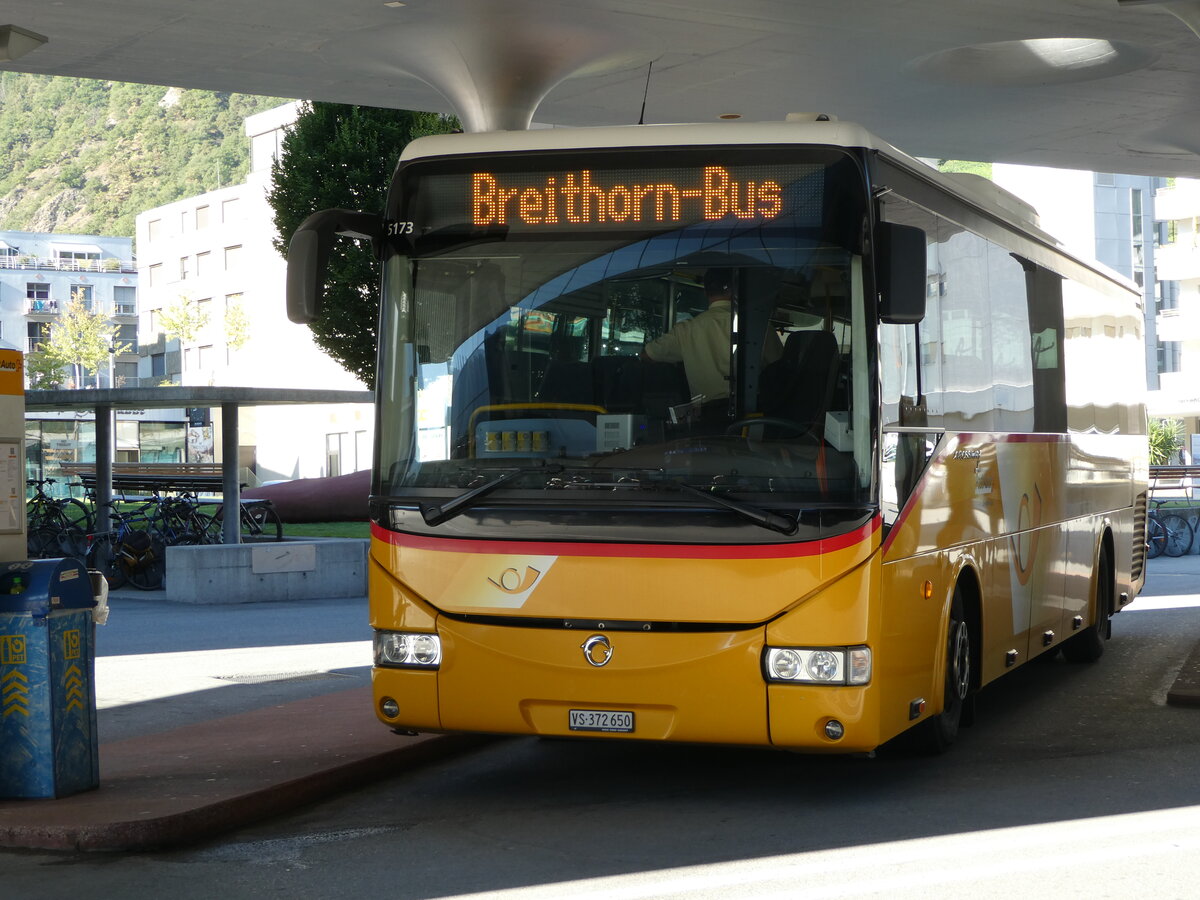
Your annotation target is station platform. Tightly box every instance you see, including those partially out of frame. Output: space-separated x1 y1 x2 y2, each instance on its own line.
0 684 483 852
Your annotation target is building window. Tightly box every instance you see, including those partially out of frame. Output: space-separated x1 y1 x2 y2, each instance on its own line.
148 263 162 287
55 248 101 270
149 308 162 335
355 430 370 472
184 347 194 370
70 284 94 311
196 251 211 277
26 282 50 312
195 206 210 229
151 353 165 377
147 219 162 242
114 285 137 316
27 321 49 353
224 245 242 270
114 362 138 387
1158 340 1182 375
326 433 345 477
179 256 190 281
221 197 240 222
224 291 243 308
115 324 138 352
198 344 213 368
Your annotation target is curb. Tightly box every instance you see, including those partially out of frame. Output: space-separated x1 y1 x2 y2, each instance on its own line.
0 685 491 853
1167 639 1200 709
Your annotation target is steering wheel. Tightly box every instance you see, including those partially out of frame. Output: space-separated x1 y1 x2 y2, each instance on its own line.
723 417 811 437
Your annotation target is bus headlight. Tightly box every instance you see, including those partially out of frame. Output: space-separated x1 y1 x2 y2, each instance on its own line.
764 646 871 685
375 631 442 669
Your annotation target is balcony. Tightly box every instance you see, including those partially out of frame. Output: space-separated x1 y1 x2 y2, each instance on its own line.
26 299 60 315
1 255 137 274
114 303 137 317
1154 242 1200 283
1155 182 1200 223
1157 305 1200 342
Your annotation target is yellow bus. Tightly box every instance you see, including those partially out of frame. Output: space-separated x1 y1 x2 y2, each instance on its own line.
288 119 1148 753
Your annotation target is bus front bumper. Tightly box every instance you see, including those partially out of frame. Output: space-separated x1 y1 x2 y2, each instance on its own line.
372 619 882 752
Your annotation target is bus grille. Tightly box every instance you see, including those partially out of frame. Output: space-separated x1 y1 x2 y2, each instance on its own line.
1132 491 1148 583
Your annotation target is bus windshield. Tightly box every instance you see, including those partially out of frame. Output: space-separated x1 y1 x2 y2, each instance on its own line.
376 148 875 531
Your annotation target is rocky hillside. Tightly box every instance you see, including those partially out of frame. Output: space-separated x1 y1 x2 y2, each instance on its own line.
0 73 287 238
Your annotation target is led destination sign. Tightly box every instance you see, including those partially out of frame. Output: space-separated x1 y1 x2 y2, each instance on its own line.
470 165 800 228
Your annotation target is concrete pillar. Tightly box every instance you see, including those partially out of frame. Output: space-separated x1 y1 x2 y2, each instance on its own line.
94 404 113 535
221 402 240 545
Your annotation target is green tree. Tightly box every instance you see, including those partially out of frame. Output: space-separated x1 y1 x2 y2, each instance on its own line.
267 101 459 387
160 293 210 343
1149 417 1184 465
45 293 132 387
24 348 67 390
224 301 250 352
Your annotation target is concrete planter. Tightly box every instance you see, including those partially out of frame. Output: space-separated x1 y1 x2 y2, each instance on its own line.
164 539 368 603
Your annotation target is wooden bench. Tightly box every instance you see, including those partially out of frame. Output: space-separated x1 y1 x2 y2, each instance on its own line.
59 463 225 496
1149 465 1200 501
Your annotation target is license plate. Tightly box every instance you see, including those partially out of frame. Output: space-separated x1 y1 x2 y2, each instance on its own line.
568 709 635 733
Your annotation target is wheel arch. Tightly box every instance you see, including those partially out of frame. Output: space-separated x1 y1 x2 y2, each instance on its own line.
951 562 984 694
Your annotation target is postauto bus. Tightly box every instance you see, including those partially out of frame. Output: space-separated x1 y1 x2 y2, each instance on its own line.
287 118 1147 753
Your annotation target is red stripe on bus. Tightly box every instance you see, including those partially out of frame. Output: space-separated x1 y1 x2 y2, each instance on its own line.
371 518 880 560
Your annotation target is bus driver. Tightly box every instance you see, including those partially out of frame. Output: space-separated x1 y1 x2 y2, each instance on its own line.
642 267 782 412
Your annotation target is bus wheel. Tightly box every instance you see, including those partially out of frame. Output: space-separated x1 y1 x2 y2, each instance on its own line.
1062 546 1113 664
922 585 972 753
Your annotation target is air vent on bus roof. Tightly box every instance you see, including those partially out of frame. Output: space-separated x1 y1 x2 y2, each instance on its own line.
785 112 838 122
941 172 1042 229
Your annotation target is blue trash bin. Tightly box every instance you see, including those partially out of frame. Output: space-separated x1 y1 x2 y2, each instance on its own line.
0 558 99 799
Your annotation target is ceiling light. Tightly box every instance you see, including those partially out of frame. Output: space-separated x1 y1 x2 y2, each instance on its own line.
0 24 49 62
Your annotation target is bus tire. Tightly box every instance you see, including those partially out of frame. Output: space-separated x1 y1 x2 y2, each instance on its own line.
921 584 972 753
1062 545 1113 664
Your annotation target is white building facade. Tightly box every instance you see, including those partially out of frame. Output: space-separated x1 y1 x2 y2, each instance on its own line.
134 103 373 484
1151 177 1200 456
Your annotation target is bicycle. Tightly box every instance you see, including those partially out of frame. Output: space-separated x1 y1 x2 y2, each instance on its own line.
1147 498 1194 559
26 478 93 559
86 501 167 591
212 497 283 543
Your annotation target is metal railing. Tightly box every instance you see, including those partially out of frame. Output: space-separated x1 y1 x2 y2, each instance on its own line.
1 256 137 274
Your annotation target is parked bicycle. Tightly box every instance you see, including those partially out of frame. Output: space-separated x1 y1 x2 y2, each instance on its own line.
1147 499 1194 559
26 478 93 559
85 500 167 591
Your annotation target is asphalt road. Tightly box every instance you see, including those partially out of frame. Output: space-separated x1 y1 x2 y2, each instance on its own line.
3 559 1199 899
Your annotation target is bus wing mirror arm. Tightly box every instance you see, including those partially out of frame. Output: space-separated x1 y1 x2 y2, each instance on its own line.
876 222 927 325
286 209 383 324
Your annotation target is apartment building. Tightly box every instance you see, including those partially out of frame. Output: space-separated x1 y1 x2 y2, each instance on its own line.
134 103 372 484
0 231 193 483
1151 177 1200 457
0 230 139 385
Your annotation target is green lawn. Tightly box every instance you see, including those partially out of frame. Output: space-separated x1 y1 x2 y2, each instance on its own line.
282 521 371 539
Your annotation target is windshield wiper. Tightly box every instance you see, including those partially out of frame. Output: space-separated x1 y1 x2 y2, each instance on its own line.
674 481 798 536
419 465 561 527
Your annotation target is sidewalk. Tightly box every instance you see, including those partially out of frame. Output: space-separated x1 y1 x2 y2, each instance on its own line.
0 590 487 852
1142 553 1200 708
0 686 481 852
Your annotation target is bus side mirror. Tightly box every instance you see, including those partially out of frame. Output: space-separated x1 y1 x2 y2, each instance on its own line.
286 209 383 324
876 222 927 325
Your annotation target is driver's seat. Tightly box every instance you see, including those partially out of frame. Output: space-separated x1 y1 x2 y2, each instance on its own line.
758 330 840 438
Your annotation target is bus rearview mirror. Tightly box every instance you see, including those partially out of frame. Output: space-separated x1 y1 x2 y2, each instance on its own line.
286 209 383 324
876 222 927 325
